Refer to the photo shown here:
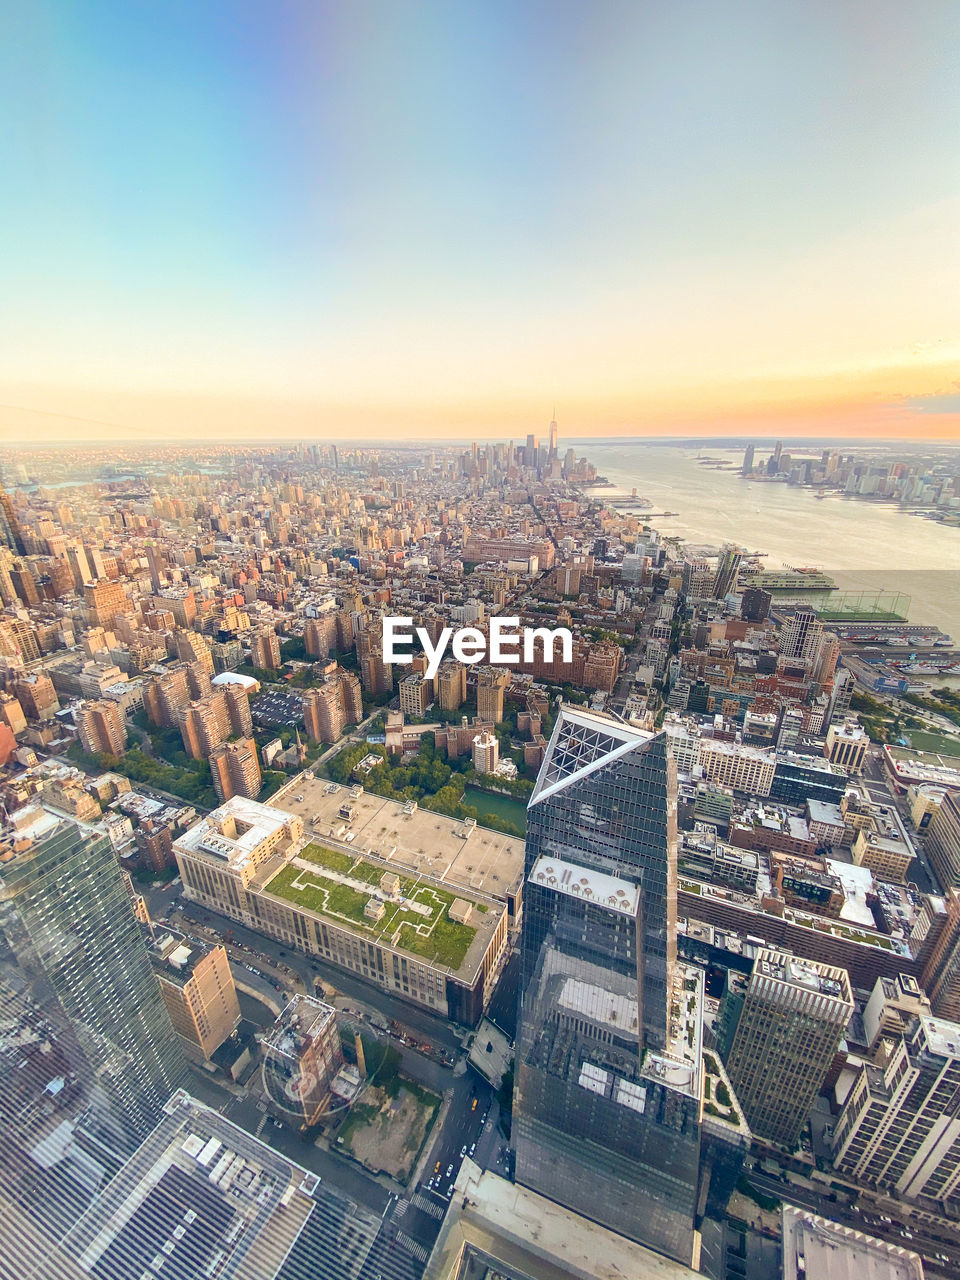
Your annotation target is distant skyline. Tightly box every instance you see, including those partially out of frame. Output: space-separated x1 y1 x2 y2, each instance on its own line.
1 3 958 444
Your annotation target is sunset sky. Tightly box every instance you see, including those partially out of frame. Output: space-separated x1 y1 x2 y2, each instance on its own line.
1 2 958 443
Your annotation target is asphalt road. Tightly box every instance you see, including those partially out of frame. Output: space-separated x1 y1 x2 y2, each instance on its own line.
745 1171 960 1277
418 1072 494 1202
156 892 466 1053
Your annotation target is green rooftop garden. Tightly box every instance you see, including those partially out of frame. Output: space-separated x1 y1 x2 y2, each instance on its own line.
265 857 477 970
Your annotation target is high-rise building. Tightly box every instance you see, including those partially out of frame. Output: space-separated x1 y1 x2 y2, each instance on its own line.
437 659 466 711
143 660 211 727
14 671 60 721
172 627 214 674
833 1013 960 1207
77 698 126 755
399 672 432 717
741 443 755 475
0 485 24 553
251 626 282 670
548 416 559 457
779 607 821 660
209 736 262 802
724 949 852 1147
0 808 189 1146
10 560 40 606
261 995 344 1128
824 721 868 773
713 545 742 600
472 731 499 774
476 666 510 724
920 888 960 1022
83 577 128 627
925 791 960 889
303 670 362 743
740 586 772 622
178 691 231 759
304 613 338 658
514 707 746 1265
145 925 241 1061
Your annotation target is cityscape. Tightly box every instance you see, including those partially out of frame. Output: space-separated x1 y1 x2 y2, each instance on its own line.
2 429 960 1280
2 5 960 1280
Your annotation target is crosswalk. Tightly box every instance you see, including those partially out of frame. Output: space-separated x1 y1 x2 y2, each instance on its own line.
396 1230 429 1263
411 1193 445 1219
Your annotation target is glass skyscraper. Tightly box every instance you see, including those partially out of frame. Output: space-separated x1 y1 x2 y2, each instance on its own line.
514 707 746 1265
0 809 189 1155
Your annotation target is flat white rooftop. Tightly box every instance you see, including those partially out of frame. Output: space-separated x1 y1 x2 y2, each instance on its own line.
781 1205 923 1280
529 854 639 916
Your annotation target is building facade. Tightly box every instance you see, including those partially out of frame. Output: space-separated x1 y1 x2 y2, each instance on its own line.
724 949 852 1147
0 809 188 1147
514 707 745 1266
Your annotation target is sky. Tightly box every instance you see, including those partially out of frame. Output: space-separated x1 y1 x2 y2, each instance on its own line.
1 1 958 444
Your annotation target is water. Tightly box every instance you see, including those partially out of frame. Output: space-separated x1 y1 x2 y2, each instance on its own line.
584 443 960 640
464 784 528 833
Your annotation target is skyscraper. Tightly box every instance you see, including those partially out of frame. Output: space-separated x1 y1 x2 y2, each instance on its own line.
724 949 852 1147
713 545 742 600
741 443 755 475
0 808 189 1148
833 1013 960 1206
513 707 745 1264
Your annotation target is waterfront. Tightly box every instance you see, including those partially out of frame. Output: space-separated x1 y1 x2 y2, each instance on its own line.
464 785 528 834
584 443 960 640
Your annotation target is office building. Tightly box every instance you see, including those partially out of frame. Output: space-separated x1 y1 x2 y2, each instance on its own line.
57 1091 394 1280
724 949 852 1147
0 808 188 1146
740 443 755 476
919 888 960 1022
713 545 742 600
476 665 510 724
261 995 344 1127
779 607 821 660
83 577 128 627
14 671 60 721
174 788 515 1026
77 698 126 755
514 707 746 1265
10 560 40 606
145 925 241 1061
925 791 960 889
834 1014 960 1209
0 484 24 553
825 721 869 773
209 737 262 802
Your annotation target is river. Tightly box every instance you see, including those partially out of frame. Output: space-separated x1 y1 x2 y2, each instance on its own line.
582 443 960 642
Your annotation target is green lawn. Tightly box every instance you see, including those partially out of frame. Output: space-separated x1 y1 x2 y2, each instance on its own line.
266 858 477 969
299 843 355 874
903 730 960 757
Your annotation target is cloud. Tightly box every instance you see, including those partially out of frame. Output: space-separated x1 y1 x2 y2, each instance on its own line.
904 393 960 414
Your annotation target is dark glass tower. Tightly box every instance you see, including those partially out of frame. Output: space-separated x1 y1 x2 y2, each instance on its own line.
0 810 189 1149
514 707 746 1265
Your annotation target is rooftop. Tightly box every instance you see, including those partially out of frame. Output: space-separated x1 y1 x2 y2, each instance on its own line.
174 796 297 871
268 772 524 903
781 1205 924 1280
754 948 852 1003
425 1159 700 1280
530 853 639 917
